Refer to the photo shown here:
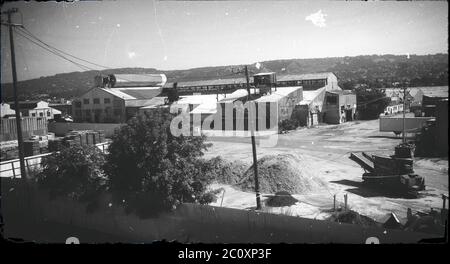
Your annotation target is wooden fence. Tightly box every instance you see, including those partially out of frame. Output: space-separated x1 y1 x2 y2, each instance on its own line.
1 117 48 141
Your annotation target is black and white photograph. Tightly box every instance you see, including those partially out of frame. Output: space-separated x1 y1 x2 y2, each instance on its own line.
0 0 448 249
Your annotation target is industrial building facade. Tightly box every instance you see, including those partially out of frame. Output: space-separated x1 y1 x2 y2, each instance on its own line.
322 90 357 124
164 72 339 95
71 72 354 131
72 74 166 123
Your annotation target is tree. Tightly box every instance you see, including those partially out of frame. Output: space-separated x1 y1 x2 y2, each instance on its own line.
37 145 107 212
104 109 215 218
354 87 391 120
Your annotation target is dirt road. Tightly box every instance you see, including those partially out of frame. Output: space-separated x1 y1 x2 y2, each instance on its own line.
204 118 448 224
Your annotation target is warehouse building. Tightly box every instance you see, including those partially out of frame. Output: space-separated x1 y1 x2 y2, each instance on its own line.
277 72 339 90
294 88 327 127
163 72 338 96
164 72 343 132
322 90 357 124
164 78 247 96
72 74 166 123
186 71 303 133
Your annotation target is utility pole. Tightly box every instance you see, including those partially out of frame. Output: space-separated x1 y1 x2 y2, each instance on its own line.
3 8 27 180
244 65 261 210
402 83 407 144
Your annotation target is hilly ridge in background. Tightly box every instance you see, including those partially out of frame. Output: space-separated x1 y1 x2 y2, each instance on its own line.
1 54 448 101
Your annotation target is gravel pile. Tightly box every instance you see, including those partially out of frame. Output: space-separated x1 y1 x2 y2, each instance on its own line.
239 153 328 194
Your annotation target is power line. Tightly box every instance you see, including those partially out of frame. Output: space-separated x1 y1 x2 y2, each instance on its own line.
13 27 95 72
18 26 111 70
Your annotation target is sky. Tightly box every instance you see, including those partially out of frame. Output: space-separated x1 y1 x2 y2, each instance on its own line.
0 0 448 83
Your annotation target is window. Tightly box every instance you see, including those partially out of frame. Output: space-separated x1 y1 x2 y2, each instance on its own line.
104 98 111 104
74 101 82 108
47 111 50 116
32 113 36 117
93 98 100 104
39 112 43 117
83 99 89 104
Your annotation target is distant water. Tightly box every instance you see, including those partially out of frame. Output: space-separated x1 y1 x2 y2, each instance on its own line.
386 86 448 98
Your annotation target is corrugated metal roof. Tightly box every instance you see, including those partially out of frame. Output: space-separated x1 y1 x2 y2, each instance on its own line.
125 99 164 108
101 88 136 100
298 87 326 105
175 94 224 105
165 72 336 88
219 89 249 102
190 102 219 115
138 97 168 109
277 72 335 82
253 72 276 76
255 86 302 102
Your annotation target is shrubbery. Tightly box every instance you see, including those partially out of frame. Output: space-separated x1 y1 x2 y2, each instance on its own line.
278 119 299 133
35 109 250 218
37 145 107 212
104 109 216 218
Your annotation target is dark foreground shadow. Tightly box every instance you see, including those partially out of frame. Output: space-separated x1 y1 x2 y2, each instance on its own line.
330 179 420 199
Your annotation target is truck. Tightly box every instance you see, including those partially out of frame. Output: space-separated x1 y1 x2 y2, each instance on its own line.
349 150 425 198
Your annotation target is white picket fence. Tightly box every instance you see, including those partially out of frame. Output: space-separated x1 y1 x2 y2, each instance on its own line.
0 142 110 178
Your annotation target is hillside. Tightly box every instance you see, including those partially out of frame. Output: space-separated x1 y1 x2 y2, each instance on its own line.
1 54 448 101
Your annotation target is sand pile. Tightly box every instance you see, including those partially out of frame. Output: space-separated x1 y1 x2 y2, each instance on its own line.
265 191 298 207
239 153 328 194
328 210 379 227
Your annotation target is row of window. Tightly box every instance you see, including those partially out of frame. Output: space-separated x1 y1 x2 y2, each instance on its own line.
178 84 243 92
279 79 327 86
81 98 111 105
176 79 328 91
74 108 122 116
30 111 51 117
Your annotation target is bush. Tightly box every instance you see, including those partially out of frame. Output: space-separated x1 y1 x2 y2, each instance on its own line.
104 109 216 218
201 156 248 185
279 119 299 133
37 145 107 211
